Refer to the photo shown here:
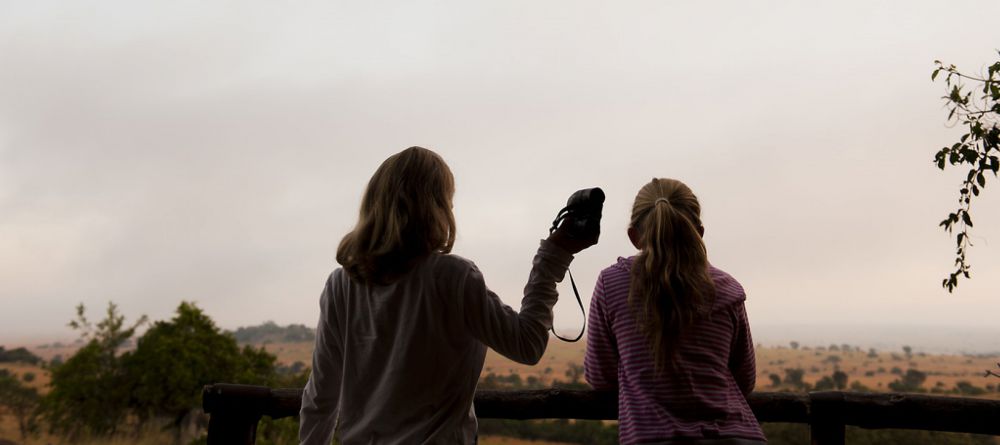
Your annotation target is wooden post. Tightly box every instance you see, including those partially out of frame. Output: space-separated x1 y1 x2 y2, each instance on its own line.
810 420 846 445
206 412 261 445
203 384 272 445
810 391 846 445
200 386 1000 444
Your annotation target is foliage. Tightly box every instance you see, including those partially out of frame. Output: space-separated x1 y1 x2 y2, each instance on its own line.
0 369 40 440
0 346 42 365
67 301 149 350
40 302 147 438
126 301 278 426
888 369 927 392
762 424 995 445
41 301 283 441
564 362 584 383
232 321 314 344
769 373 782 387
478 419 618 445
831 370 848 390
783 368 806 390
953 380 986 396
931 54 1000 291
256 417 304 445
814 375 836 391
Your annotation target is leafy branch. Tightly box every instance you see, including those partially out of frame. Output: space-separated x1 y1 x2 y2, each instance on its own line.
931 53 1000 292
987 363 1000 379
68 302 148 353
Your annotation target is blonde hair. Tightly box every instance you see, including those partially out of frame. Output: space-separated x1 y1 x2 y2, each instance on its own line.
628 178 715 372
336 146 456 284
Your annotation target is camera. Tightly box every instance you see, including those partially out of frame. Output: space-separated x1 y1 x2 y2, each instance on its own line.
548 187 604 342
550 187 605 240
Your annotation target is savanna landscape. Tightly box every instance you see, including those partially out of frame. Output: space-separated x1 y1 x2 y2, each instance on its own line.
4 2 1000 445
3 318 1000 445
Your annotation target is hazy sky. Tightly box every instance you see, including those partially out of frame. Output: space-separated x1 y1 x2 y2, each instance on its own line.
2 1 999 344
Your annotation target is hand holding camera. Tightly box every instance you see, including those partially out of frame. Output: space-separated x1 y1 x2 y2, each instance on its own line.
546 187 603 342
547 187 604 254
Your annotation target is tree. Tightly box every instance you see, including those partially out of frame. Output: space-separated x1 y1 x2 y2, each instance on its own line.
931 54 1000 291
832 370 848 390
814 376 835 391
783 368 806 390
40 302 146 438
564 363 584 383
125 301 277 427
0 369 40 440
789 341 799 350
888 369 927 392
902 346 912 358
769 373 782 387
0 346 42 365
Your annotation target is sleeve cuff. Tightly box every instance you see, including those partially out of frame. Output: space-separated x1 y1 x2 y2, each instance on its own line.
538 238 575 269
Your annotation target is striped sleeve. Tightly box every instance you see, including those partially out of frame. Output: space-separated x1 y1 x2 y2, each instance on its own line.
584 271 619 390
728 302 756 396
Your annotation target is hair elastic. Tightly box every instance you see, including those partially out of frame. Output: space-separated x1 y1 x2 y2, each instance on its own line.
655 197 671 206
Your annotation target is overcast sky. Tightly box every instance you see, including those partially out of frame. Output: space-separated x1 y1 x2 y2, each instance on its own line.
2 1 999 345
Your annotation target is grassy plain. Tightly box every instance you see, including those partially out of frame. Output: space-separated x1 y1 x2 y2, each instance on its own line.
256 339 1000 397
479 436 573 445
2 339 999 443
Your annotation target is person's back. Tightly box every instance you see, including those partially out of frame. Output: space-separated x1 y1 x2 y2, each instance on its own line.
317 255 483 443
584 178 765 445
299 146 596 445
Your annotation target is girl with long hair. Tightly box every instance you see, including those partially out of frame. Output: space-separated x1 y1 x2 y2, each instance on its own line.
585 178 765 445
299 146 596 444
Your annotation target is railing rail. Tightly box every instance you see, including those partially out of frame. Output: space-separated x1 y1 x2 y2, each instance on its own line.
202 384 1000 445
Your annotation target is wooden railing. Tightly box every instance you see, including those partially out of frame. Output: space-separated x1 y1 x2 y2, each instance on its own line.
202 384 1000 445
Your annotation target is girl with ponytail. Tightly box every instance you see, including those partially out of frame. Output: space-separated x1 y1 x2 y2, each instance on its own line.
584 178 765 445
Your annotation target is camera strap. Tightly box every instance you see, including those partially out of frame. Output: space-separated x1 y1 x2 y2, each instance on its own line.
550 268 586 342
548 199 596 343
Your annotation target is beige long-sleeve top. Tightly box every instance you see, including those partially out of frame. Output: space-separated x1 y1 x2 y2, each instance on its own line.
299 240 574 445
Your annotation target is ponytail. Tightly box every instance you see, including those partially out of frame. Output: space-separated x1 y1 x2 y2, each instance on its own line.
628 178 715 373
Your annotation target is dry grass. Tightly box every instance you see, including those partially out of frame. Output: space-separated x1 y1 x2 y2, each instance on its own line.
251 339 1000 397
0 415 176 445
257 341 314 367
4 340 997 443
479 435 574 445
0 364 50 394
756 347 1000 397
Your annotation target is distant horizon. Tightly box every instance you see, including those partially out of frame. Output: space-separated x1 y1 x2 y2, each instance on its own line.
5 318 999 356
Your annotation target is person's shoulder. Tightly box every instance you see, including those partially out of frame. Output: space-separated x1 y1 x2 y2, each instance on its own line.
600 256 635 279
323 267 346 288
709 265 747 307
593 256 635 306
427 252 480 276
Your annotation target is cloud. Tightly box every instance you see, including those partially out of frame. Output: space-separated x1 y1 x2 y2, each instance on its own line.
2 0 1000 342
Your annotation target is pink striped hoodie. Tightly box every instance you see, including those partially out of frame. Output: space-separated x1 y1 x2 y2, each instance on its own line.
584 256 765 444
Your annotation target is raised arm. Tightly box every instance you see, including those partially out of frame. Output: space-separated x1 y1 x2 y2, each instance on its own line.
299 273 344 445
459 239 573 365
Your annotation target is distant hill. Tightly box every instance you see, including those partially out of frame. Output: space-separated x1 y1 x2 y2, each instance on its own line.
0 346 42 365
232 321 314 344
